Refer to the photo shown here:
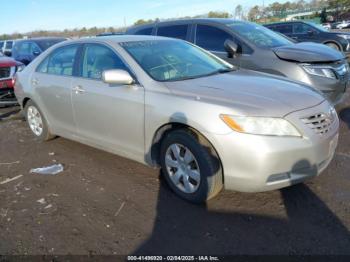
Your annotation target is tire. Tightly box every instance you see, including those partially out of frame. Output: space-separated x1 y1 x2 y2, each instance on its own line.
160 129 223 204
325 42 341 51
24 100 55 141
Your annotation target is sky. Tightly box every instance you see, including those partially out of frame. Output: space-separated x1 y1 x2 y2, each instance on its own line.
0 0 287 34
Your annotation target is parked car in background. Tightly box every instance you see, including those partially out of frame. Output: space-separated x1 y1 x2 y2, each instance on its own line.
11 37 67 65
96 32 124 37
336 21 350 29
331 22 342 29
15 36 339 203
127 19 349 105
0 41 4 53
321 23 331 30
2 40 14 56
265 21 350 53
0 52 23 105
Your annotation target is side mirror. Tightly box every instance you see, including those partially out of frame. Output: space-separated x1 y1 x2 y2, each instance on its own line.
4 51 11 56
224 39 238 58
102 69 134 85
33 51 41 56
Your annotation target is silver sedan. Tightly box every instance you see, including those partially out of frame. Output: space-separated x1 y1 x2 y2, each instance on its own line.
14 36 339 203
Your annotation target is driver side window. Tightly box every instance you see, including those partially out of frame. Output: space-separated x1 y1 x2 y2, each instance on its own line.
81 44 128 80
294 23 313 34
195 25 232 52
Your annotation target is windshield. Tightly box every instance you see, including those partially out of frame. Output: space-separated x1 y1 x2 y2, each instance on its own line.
227 21 292 48
37 39 66 51
121 40 234 82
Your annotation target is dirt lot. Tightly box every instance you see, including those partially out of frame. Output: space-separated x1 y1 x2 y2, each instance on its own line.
0 102 350 256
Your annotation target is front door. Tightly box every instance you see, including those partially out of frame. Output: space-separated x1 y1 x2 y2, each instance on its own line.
71 43 145 160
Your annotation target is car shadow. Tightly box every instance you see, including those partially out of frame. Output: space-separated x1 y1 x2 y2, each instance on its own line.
339 108 350 129
133 173 350 255
0 106 21 121
136 112 350 255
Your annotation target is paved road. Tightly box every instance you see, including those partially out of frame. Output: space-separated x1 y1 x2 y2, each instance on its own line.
0 105 349 255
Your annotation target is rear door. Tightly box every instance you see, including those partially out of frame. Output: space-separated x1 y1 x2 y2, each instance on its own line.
71 43 145 159
32 44 80 135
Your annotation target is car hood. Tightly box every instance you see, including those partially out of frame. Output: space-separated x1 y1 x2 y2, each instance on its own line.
164 70 325 118
0 57 21 67
273 42 345 63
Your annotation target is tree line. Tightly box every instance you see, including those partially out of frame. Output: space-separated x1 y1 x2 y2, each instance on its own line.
1 0 350 40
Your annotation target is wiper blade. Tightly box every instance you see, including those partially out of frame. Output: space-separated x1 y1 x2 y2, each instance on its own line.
217 67 236 74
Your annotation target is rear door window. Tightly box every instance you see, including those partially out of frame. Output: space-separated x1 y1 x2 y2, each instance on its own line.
157 25 189 40
134 27 153 35
195 25 232 52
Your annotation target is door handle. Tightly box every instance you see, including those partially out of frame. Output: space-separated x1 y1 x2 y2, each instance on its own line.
73 85 85 94
31 78 39 86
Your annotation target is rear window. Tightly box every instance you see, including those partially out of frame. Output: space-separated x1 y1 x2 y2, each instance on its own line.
134 27 153 35
36 39 66 51
157 25 189 40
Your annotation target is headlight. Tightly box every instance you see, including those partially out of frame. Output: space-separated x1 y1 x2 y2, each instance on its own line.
302 64 336 79
338 34 350 40
220 115 302 137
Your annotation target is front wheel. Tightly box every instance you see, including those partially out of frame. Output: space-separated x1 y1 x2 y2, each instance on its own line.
160 129 223 204
24 100 54 141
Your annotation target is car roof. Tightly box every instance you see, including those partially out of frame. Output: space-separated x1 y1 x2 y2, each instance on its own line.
15 37 67 43
265 21 308 26
128 18 249 31
65 35 178 45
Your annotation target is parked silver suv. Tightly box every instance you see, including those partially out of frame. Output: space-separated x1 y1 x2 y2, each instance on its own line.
127 19 350 105
15 36 339 203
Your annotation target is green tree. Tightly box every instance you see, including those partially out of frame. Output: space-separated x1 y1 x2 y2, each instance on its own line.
208 11 231 18
248 5 261 21
234 5 243 19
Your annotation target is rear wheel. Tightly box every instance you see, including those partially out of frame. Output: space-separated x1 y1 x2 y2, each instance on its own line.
325 42 341 51
160 129 223 204
24 100 54 141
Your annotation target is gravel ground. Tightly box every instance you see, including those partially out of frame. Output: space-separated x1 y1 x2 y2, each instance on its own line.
0 100 349 256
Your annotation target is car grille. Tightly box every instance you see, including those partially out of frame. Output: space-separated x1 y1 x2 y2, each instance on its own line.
0 67 11 80
301 111 336 135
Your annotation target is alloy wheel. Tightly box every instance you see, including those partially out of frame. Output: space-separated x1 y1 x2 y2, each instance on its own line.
27 106 43 137
165 143 201 194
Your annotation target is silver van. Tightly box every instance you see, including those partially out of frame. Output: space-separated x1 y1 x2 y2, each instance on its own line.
127 19 349 105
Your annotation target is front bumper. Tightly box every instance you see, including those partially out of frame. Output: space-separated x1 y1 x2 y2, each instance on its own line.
207 101 339 193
